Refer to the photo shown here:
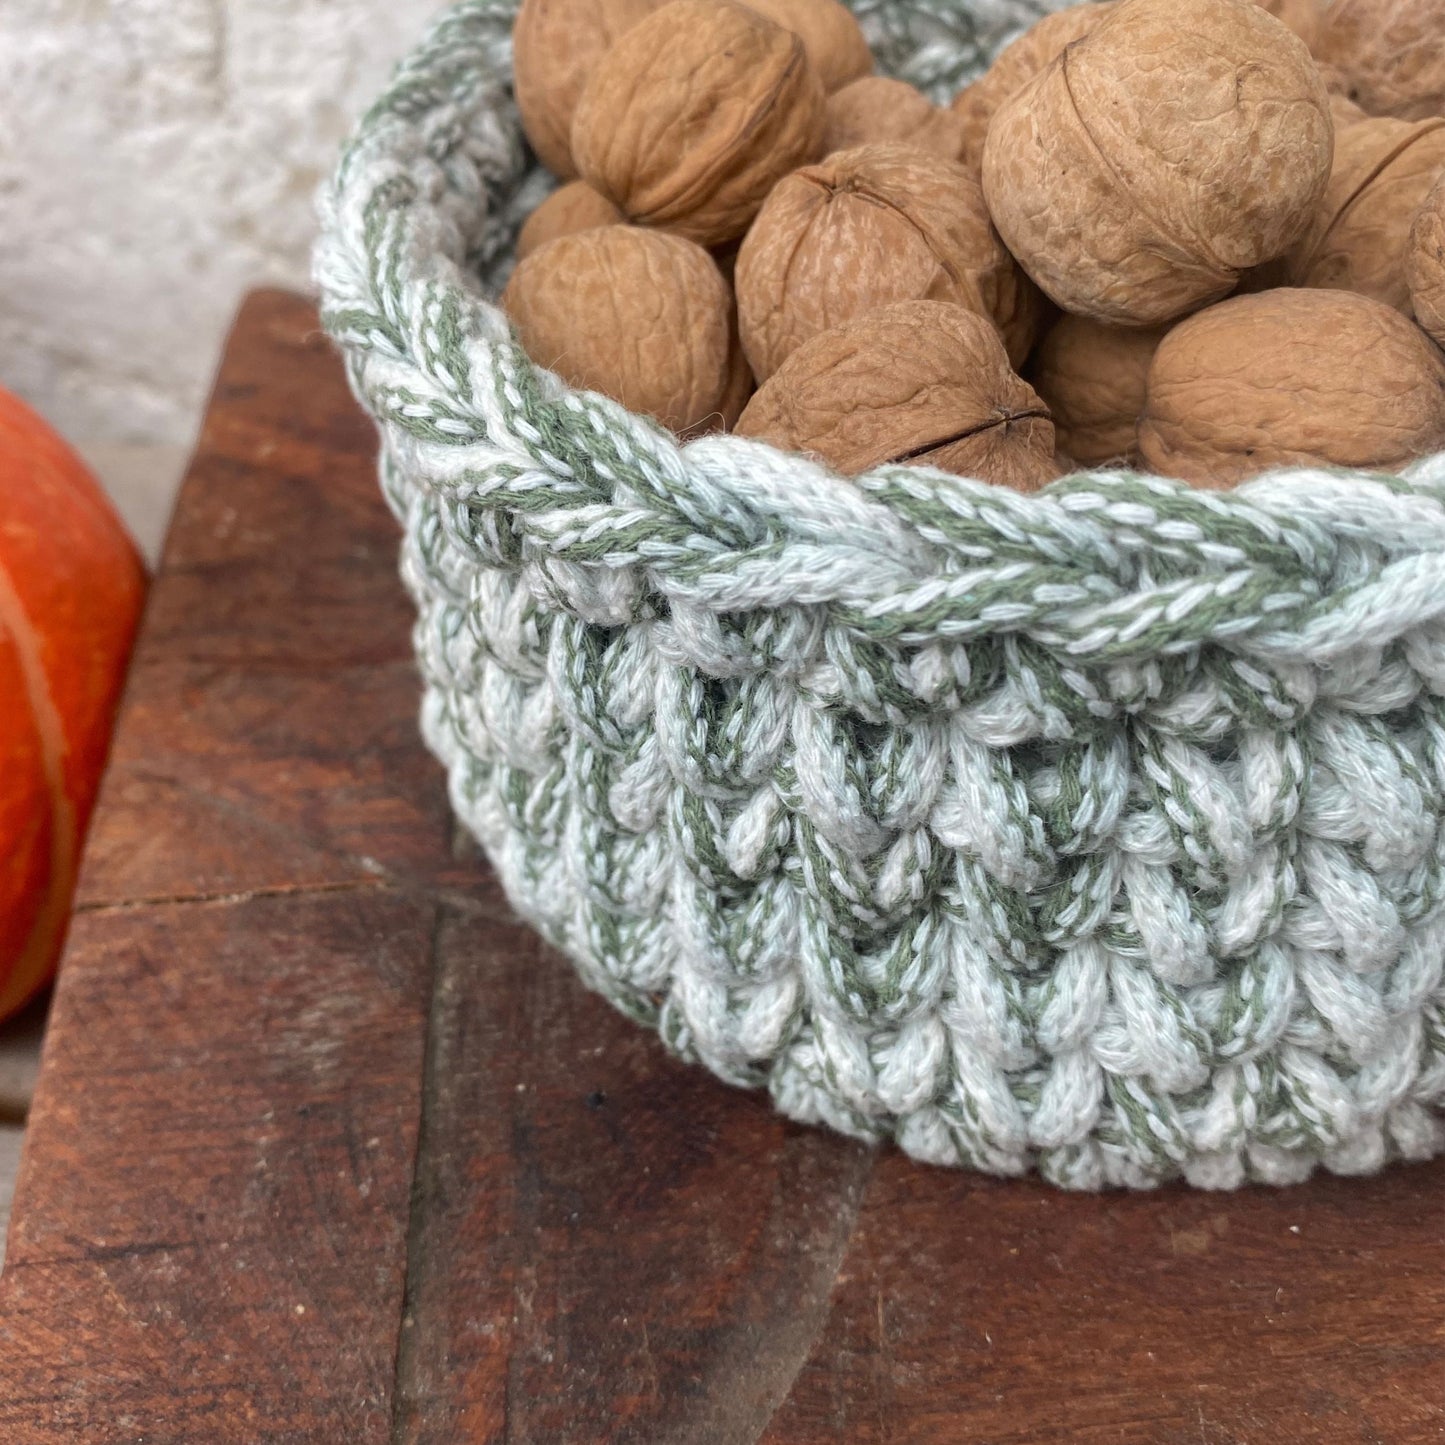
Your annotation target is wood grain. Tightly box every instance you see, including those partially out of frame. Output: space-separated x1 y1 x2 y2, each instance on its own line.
0 289 1439 1443
0 290 467 1444
0 890 433 1443
392 908 875 1445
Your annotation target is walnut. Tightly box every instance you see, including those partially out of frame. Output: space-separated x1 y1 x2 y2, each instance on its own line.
1314 0 1445 121
1284 117 1445 317
741 0 873 92
1137 288 1445 487
1029 314 1167 464
1254 0 1322 48
1328 91 1370 132
1407 173 1445 348
571 0 825 246
982 0 1333 326
716 335 757 431
513 0 661 180
736 300 1059 488
735 143 1039 381
949 3 1116 174
712 239 742 286
517 182 625 259
824 77 969 159
686 315 757 435
502 226 733 434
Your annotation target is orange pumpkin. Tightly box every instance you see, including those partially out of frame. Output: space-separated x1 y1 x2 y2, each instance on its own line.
0 389 146 1021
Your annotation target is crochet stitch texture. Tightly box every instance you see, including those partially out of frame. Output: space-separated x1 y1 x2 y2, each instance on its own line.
316 0 1445 1188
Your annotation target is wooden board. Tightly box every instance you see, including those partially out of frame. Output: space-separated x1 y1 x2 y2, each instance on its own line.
0 289 1439 1444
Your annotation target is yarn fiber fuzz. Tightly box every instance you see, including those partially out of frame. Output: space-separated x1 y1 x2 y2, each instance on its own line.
316 0 1445 1189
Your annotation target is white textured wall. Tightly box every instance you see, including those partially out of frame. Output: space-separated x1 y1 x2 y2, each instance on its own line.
0 0 444 449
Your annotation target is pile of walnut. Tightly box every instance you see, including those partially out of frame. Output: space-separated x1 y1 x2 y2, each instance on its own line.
505 0 1445 490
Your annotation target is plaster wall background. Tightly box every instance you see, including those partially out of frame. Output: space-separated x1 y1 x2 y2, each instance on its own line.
0 0 442 456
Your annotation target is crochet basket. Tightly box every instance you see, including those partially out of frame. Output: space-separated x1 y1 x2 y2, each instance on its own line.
316 0 1445 1190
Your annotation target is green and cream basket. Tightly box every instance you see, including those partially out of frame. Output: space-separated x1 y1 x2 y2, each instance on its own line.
316 0 1445 1189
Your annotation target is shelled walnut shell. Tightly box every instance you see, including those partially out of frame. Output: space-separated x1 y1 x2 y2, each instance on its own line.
742 0 873 91
824 77 969 159
686 320 756 435
513 0 661 179
502 226 733 434
982 0 1333 326
1255 0 1322 49
736 300 1058 488
517 182 625 259
571 0 825 246
1328 91 1370 132
1406 173 1445 347
1030 315 1167 464
949 2 1115 173
1284 116 1445 317
735 142 1038 381
1314 0 1445 121
1137 288 1445 486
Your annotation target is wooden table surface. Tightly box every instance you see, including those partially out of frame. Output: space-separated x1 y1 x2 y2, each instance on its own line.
0 289 1439 1444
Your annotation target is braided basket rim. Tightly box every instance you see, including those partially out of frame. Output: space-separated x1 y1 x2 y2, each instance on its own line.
315 0 1445 1190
